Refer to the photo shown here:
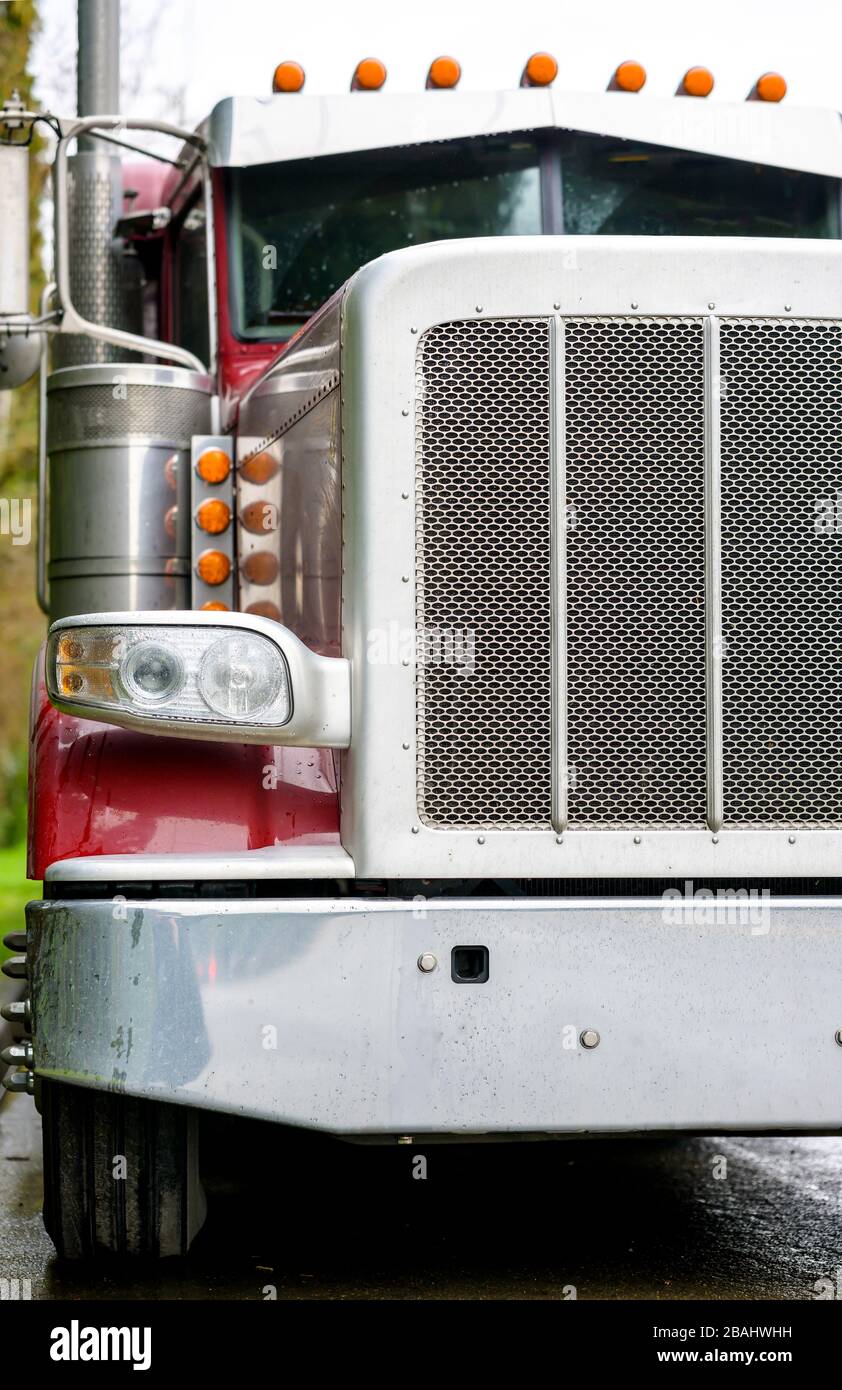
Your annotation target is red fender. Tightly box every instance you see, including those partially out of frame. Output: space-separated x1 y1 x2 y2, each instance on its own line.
27 660 339 880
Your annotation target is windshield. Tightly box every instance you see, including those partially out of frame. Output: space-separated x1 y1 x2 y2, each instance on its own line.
226 133 840 340
561 134 840 238
228 137 542 339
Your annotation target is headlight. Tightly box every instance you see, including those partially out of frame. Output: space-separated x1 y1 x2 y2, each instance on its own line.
198 634 285 718
46 611 351 747
122 642 186 705
48 622 291 728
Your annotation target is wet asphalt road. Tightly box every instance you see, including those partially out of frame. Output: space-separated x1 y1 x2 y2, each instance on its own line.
1 1089 841 1300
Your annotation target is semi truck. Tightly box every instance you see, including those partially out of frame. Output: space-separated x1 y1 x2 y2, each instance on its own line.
2 6 842 1257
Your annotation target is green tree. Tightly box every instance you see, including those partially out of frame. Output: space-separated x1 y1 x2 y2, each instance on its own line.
0 0 47 847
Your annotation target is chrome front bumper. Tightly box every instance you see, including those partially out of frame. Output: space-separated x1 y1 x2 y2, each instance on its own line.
25 895 842 1136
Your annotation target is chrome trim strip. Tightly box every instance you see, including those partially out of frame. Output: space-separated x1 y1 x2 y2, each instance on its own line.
705 315 724 834
47 557 191 578
45 844 355 882
202 161 219 380
550 315 567 834
46 363 213 392
47 437 195 454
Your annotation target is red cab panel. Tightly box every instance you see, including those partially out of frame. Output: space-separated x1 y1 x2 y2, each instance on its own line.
28 673 339 880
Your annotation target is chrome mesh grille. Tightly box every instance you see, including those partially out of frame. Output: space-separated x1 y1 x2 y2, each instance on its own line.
564 319 707 826
415 319 552 827
720 320 842 825
414 311 842 834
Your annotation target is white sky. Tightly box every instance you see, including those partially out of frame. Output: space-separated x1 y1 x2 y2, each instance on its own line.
29 0 842 127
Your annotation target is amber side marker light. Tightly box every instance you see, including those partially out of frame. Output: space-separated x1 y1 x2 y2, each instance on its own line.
678 66 714 97
610 60 647 92
246 600 282 622
521 52 558 87
201 601 230 611
196 550 231 586
241 500 278 535
243 551 280 586
750 71 787 102
196 448 231 485
272 61 305 93
352 58 387 91
427 56 461 89
240 451 278 484
197 499 231 535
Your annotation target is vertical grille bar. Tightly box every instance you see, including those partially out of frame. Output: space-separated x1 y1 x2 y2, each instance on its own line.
550 316 568 834
704 316 724 833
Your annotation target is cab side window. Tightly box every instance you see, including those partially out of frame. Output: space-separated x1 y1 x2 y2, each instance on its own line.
173 201 210 364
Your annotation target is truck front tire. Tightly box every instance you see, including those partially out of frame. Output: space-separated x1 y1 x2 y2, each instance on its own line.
40 1079 206 1258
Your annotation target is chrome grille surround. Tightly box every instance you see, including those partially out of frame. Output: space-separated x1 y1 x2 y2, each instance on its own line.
339 237 842 880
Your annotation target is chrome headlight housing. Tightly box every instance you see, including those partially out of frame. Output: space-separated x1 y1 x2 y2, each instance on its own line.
46 611 350 747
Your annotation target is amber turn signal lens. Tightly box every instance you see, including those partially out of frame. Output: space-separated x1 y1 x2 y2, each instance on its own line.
196 448 230 484
272 61 305 93
755 71 787 102
427 56 461 89
196 550 231 586
682 66 714 97
61 667 114 699
246 600 282 622
58 636 85 662
352 58 387 90
613 60 646 92
197 499 231 535
523 52 558 87
201 601 229 611
240 451 278 484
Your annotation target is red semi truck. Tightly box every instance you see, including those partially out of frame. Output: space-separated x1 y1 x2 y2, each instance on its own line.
2 22 842 1257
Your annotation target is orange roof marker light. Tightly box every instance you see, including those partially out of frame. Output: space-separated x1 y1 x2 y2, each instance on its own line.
272 60 305 94
426 56 461 89
352 58 387 91
610 60 647 93
749 72 787 102
678 66 714 97
521 52 558 88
